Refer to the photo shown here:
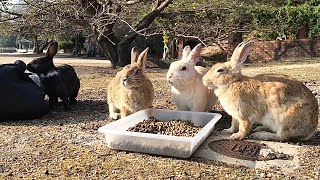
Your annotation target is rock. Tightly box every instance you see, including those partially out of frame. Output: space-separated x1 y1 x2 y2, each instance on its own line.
200 45 226 61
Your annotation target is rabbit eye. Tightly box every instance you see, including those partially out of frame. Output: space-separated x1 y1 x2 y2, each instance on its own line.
136 69 141 74
217 69 224 73
181 67 187 71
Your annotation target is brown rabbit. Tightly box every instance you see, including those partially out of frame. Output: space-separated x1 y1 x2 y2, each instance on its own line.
107 47 154 119
202 41 318 141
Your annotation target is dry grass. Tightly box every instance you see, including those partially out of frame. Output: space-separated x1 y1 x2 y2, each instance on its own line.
0 59 320 179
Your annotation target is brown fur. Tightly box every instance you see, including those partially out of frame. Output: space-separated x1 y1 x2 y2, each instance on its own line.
203 41 318 141
107 47 154 119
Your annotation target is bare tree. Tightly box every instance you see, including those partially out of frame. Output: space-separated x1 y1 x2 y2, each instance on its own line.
77 0 173 67
1 0 174 67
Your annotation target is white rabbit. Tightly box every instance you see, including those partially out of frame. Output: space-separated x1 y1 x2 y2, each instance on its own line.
166 44 218 112
203 41 319 141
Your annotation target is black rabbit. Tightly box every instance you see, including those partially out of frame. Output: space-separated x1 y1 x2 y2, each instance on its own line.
27 42 80 111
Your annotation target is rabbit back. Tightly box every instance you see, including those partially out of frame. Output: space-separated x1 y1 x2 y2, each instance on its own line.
203 41 318 141
56 64 80 103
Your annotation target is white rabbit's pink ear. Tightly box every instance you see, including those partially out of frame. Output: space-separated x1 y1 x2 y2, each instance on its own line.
187 43 202 63
137 47 149 71
182 46 191 59
131 47 139 64
46 42 58 58
230 41 253 71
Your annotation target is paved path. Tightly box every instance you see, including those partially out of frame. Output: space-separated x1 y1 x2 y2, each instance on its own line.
0 52 111 67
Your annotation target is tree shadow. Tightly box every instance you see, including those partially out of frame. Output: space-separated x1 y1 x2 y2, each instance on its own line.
0 99 110 127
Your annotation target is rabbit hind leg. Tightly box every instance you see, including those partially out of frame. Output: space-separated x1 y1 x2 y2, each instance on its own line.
69 79 80 105
249 131 284 141
252 125 272 133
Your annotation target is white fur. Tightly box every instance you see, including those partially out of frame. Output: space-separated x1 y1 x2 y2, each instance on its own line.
40 70 59 78
166 44 217 112
29 74 42 88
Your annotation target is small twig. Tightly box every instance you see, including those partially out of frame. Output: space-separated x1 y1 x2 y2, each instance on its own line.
176 34 207 46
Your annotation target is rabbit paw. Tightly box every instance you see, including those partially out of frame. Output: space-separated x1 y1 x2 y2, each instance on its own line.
230 132 246 140
110 113 120 120
222 127 237 134
222 128 236 134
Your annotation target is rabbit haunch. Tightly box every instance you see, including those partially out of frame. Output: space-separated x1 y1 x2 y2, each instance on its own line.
203 41 318 141
27 41 80 111
107 47 154 119
166 43 217 112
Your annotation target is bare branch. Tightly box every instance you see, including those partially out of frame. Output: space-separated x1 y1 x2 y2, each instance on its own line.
176 34 207 46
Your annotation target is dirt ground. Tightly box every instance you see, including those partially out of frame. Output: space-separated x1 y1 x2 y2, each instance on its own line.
0 54 320 179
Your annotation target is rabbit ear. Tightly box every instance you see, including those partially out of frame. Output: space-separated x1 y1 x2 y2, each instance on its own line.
46 42 58 58
182 46 191 59
137 47 149 71
230 41 253 71
131 47 139 64
186 43 202 63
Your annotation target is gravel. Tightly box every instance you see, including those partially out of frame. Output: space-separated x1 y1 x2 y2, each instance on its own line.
0 60 320 179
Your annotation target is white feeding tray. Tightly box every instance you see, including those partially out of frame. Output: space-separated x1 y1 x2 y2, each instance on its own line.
98 108 222 158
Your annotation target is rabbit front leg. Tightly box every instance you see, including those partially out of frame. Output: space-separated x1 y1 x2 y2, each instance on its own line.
61 96 71 111
120 107 130 118
49 96 58 109
109 103 120 120
222 118 239 133
58 84 71 111
230 118 252 140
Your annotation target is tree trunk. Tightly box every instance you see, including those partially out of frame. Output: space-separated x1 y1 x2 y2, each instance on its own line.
117 42 131 67
39 39 49 54
115 0 174 67
33 35 40 54
95 32 119 68
227 31 243 57
80 0 173 67
116 34 137 66
74 33 81 56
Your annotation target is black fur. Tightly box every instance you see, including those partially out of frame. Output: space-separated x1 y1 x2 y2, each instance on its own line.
27 42 80 111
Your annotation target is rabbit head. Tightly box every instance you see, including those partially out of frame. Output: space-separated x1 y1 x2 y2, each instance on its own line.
203 41 253 89
14 60 27 72
27 42 58 74
166 43 202 89
119 47 149 88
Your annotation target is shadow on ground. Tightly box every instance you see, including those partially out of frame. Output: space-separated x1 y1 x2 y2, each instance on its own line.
0 99 108 126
